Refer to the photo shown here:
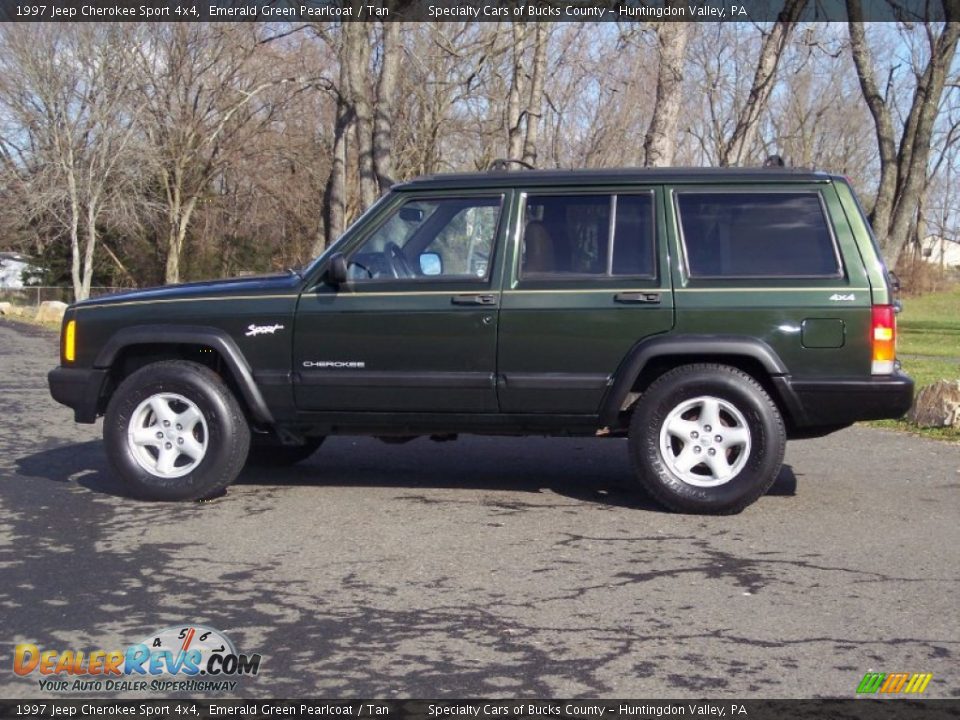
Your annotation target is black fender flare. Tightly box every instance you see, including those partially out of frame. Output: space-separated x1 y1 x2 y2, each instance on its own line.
598 334 790 427
94 325 274 425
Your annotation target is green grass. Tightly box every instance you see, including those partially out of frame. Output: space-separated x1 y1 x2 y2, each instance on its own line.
868 286 960 442
895 356 960 389
897 286 960 358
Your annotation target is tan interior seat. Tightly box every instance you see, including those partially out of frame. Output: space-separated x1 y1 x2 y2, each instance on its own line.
523 221 555 273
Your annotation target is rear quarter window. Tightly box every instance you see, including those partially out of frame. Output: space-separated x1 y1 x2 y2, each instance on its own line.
676 191 841 278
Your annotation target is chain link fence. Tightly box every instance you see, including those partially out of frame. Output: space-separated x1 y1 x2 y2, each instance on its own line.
0 286 130 306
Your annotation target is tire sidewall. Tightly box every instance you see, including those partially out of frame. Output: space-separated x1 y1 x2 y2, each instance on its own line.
632 367 783 512
105 363 247 501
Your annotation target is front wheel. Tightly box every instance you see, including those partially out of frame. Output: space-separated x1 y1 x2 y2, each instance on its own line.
628 364 786 514
104 360 251 501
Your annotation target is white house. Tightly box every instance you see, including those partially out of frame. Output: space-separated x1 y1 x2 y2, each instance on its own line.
919 235 960 268
0 252 38 289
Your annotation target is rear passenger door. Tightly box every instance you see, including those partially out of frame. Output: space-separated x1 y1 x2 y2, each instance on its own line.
497 188 675 414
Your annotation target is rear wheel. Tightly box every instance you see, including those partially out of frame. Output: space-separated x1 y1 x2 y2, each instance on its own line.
628 364 786 514
104 360 250 501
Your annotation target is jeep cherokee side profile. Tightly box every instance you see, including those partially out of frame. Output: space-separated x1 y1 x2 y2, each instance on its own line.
48 168 913 513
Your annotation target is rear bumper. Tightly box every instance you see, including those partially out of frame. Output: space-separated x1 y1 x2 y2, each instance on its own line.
48 366 108 424
776 372 914 427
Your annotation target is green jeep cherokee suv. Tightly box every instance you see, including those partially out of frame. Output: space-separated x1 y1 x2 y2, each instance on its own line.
48 167 913 513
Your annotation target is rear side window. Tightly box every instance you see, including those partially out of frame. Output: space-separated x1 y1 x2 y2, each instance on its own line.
521 193 655 278
676 192 841 278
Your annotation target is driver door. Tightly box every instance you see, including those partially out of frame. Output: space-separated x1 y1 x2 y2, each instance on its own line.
293 193 507 412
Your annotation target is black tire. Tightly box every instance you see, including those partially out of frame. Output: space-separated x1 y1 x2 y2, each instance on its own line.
246 437 325 466
103 360 251 501
628 363 786 515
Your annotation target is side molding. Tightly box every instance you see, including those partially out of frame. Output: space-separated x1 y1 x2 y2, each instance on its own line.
94 325 274 425
599 334 789 427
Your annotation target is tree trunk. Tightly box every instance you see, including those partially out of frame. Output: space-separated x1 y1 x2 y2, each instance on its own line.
165 193 198 285
81 200 98 301
847 1 960 266
720 0 807 166
846 8 898 254
322 93 351 250
885 23 960 266
343 23 377 210
374 21 400 193
643 2 690 167
68 189 83 301
522 24 547 168
507 22 527 162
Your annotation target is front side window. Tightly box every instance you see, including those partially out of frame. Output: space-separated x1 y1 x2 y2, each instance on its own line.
520 193 655 278
676 191 841 278
347 196 501 282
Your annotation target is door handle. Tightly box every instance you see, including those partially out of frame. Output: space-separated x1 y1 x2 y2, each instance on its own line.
615 292 662 304
452 294 497 306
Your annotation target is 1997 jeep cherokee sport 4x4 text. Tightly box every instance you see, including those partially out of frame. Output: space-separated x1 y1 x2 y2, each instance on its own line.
48 167 914 514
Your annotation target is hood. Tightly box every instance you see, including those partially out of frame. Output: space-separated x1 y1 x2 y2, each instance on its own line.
74 272 302 308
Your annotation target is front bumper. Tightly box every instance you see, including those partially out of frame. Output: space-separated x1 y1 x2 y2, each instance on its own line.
778 372 914 427
48 366 109 424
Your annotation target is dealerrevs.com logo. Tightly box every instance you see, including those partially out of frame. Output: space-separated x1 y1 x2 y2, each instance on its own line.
13 625 262 693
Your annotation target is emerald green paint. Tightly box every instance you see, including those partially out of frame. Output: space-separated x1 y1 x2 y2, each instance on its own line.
52 169 911 437
801 319 846 348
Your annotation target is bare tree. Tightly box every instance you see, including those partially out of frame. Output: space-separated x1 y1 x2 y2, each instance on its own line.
768 29 874 176
847 1 960 265
0 25 141 300
312 20 406 251
506 23 528 162
718 0 808 165
374 22 402 192
2 20 960 291
497 22 551 166
643 0 692 167
135 24 301 284
522 24 548 167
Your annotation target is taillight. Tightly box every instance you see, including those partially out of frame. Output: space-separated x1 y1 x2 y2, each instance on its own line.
871 304 896 374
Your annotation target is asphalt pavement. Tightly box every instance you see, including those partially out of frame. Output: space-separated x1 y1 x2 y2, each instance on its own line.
1 319 958 699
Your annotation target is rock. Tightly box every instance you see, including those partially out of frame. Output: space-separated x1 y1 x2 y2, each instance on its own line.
35 300 67 324
907 380 960 428
0 303 26 317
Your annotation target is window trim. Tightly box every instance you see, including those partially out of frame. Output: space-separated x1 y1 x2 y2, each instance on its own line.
672 188 845 281
345 193 506 288
516 189 658 282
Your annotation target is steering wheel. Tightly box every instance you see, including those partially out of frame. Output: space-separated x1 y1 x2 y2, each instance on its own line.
384 241 416 279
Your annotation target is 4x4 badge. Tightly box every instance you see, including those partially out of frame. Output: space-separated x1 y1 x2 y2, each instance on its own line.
829 293 856 302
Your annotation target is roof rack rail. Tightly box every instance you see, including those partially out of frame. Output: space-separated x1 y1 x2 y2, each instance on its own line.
487 158 535 171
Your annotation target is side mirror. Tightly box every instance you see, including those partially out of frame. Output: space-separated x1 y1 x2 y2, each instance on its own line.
419 252 442 276
399 207 424 223
326 252 348 286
